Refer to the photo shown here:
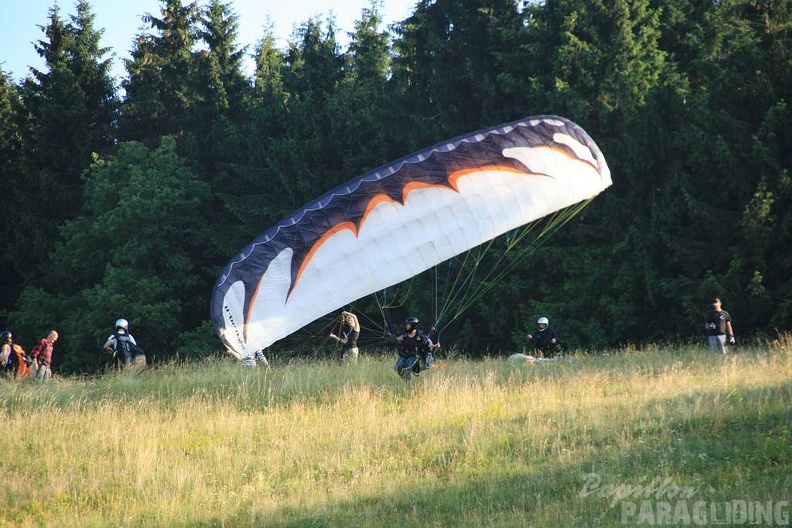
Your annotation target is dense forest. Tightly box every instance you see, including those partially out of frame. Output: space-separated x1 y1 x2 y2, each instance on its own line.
0 0 790 373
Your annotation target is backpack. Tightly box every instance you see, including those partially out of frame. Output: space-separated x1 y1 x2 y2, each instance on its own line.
114 333 145 365
13 344 30 378
2 344 29 378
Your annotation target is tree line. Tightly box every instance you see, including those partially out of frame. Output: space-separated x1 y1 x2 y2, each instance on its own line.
0 0 789 373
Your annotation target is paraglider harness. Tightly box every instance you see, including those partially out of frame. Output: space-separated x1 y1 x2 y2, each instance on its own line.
397 330 435 380
529 328 562 358
112 332 145 366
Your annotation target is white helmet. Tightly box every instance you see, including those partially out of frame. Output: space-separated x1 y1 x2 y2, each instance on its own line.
537 317 549 329
115 318 129 331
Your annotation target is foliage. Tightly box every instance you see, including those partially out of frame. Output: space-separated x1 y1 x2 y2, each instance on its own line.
0 69 24 308
1 0 791 372
119 0 200 142
5 2 117 284
8 138 213 372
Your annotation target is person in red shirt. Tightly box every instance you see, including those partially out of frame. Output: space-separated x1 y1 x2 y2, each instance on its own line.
30 330 59 381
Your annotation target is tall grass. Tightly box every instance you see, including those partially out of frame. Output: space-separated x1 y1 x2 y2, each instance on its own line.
1 343 790 527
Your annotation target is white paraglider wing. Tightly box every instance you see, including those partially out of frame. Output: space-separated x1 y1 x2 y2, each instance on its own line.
211 115 612 358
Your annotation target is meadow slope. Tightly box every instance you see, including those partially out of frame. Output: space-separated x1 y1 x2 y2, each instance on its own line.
1 342 790 527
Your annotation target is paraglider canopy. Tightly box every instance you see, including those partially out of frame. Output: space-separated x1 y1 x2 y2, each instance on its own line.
211 115 611 359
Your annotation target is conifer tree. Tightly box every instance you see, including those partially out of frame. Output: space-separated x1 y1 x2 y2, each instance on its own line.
120 0 199 142
11 3 117 282
329 2 395 173
0 69 24 312
270 18 345 205
185 0 250 194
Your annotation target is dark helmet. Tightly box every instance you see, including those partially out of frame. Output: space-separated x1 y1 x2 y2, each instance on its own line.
1 330 12 342
405 316 419 327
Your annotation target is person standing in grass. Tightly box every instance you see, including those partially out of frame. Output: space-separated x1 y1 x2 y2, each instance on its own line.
103 319 146 368
30 330 59 380
1 330 31 378
0 331 13 372
329 311 361 364
705 298 735 354
242 349 269 368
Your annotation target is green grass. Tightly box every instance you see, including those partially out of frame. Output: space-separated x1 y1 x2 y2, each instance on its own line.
1 341 790 527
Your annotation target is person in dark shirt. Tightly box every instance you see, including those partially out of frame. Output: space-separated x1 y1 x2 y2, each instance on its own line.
395 316 439 382
705 298 735 354
526 317 562 358
329 311 361 364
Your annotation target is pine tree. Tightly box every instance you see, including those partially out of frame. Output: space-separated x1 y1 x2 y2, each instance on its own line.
120 0 199 142
183 0 250 191
195 0 248 116
70 1 117 153
0 69 24 313
211 23 291 258
329 2 395 174
271 17 346 205
391 0 525 135
11 3 117 282
252 22 285 108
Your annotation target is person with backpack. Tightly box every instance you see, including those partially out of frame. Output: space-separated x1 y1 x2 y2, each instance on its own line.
103 319 146 369
29 330 59 380
395 316 439 382
1 330 35 379
526 316 562 358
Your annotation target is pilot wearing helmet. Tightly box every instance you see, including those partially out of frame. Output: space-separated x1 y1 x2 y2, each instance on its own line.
395 316 439 381
526 316 562 357
103 318 146 368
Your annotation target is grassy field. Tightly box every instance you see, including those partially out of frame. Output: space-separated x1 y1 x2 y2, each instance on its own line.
1 340 790 527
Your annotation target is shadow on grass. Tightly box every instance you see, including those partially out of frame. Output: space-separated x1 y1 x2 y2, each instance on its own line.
190 382 791 528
